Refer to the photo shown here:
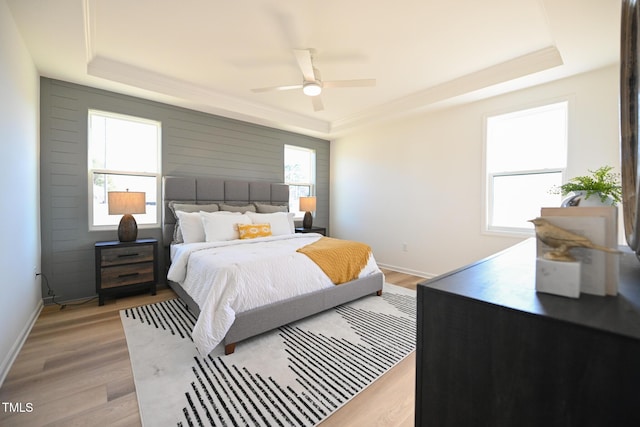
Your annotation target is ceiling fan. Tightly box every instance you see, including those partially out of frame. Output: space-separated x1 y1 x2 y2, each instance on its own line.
250 49 376 112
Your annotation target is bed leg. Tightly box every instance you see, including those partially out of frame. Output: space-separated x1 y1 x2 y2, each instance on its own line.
224 343 236 355
376 290 382 296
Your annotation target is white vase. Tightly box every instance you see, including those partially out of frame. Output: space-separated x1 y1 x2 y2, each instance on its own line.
560 191 616 207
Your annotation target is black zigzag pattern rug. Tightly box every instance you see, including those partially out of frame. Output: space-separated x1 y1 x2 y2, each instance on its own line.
121 283 416 426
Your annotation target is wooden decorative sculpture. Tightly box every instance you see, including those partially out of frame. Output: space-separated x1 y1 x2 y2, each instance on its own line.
529 218 621 262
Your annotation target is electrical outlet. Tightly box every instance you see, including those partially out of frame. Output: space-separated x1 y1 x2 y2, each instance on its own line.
33 267 38 279
402 242 408 252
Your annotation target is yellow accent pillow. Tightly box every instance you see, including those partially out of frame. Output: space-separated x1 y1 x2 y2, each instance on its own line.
237 223 272 239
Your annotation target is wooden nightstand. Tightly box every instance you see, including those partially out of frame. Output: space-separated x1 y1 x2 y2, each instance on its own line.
95 238 158 306
295 226 327 236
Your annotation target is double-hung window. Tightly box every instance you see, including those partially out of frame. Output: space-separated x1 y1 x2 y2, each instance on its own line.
88 110 161 230
485 101 568 234
284 145 316 217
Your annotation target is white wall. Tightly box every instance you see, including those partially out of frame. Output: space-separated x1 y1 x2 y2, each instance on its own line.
331 66 620 278
0 0 41 386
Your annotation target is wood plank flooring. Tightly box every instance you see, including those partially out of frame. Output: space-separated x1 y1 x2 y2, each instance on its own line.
0 268 425 426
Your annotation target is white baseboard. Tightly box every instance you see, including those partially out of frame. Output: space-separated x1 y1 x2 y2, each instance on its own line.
377 263 435 281
0 299 43 388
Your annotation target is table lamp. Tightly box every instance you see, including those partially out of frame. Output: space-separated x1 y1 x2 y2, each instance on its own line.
108 190 146 242
299 196 316 229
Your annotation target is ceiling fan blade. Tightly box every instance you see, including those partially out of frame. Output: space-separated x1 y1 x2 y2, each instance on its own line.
251 84 302 93
312 96 324 112
322 79 376 88
293 49 317 82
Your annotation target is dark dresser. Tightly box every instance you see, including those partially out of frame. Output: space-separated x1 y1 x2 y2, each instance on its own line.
416 238 640 427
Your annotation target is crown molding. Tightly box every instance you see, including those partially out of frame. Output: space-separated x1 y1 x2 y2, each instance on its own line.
82 0 95 63
87 56 331 137
85 45 562 139
331 46 564 135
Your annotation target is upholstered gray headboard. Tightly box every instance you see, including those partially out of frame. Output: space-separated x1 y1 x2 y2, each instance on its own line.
162 176 289 246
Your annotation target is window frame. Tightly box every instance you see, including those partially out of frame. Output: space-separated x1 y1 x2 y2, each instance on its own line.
483 99 569 236
486 168 565 234
284 144 316 218
87 109 162 232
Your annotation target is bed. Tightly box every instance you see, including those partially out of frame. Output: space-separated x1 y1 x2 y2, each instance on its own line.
162 176 385 355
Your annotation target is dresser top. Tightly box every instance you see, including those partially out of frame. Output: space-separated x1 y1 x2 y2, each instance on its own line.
420 238 640 340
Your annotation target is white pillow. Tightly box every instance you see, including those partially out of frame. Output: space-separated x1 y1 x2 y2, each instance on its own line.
246 211 295 236
201 211 251 241
175 211 206 243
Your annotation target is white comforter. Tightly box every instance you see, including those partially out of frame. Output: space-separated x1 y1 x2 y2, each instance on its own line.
167 233 380 355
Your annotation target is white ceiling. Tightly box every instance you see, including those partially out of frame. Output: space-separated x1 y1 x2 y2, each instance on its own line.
6 0 621 138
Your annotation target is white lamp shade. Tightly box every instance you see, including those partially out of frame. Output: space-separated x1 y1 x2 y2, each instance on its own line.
299 196 316 212
108 191 146 215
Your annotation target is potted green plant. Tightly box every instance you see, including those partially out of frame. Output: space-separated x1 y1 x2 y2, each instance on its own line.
551 165 622 206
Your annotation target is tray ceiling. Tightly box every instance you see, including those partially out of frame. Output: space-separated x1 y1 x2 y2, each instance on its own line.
6 0 620 137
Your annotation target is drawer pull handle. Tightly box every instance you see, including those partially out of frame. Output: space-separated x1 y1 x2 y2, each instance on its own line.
118 272 140 278
118 253 139 258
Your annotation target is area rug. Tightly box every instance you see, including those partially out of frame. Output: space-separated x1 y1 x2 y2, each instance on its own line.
121 283 416 426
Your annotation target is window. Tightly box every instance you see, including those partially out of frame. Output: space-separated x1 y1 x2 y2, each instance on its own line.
485 101 568 234
88 110 161 230
284 145 316 216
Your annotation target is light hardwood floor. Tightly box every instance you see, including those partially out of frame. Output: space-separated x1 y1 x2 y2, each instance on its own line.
0 268 425 426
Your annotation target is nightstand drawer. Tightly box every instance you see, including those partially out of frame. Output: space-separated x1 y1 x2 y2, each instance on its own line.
100 262 155 289
100 245 154 266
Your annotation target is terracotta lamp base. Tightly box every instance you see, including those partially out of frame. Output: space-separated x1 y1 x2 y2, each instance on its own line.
118 214 138 242
302 211 313 229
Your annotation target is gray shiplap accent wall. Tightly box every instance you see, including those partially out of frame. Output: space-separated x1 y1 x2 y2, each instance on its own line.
40 78 330 302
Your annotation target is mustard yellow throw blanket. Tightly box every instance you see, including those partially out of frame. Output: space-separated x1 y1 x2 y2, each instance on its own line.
297 237 372 284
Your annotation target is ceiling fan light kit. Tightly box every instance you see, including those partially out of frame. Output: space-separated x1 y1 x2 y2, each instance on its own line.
303 82 322 96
